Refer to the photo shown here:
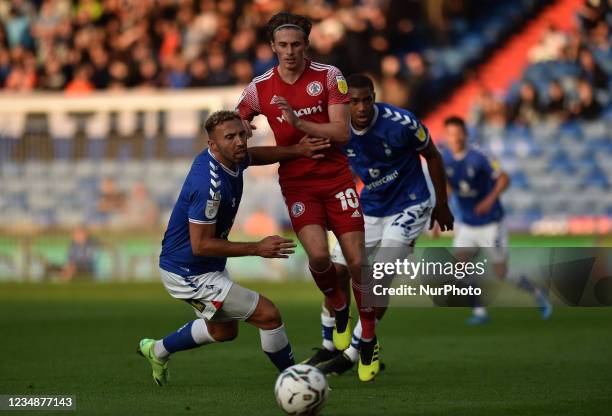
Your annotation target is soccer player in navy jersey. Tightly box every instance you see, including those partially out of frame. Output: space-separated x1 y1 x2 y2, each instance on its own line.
441 116 552 325
137 110 330 386
305 74 454 374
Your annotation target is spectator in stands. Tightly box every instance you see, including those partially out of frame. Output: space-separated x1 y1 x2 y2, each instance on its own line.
90 46 110 89
508 81 543 126
528 24 567 63
167 54 190 89
577 0 610 33
252 42 276 76
470 85 507 129
379 54 409 109
588 20 610 52
206 49 235 86
116 182 159 229
188 56 209 87
45 225 99 281
4 5 34 50
0 48 12 86
39 54 67 90
403 52 430 116
63 226 98 281
65 63 95 95
544 80 570 124
570 78 602 120
137 58 161 90
4 48 37 92
578 48 609 91
108 59 131 90
231 58 254 85
97 177 125 225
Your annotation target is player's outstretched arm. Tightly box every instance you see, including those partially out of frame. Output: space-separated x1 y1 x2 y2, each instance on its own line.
274 97 350 145
474 171 510 215
248 136 331 166
189 222 296 258
419 140 454 231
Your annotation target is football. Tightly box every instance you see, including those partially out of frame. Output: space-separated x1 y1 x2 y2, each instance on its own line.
274 364 330 415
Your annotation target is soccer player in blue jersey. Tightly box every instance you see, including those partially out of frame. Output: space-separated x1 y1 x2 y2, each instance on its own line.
137 110 331 386
441 116 552 325
305 74 454 374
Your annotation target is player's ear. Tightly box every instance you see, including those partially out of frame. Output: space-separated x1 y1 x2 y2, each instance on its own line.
270 41 276 53
208 135 217 152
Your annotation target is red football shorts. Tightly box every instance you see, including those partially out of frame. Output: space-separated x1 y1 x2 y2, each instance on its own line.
281 178 365 236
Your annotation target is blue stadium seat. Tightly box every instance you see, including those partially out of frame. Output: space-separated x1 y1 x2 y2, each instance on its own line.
581 167 609 189
548 150 575 174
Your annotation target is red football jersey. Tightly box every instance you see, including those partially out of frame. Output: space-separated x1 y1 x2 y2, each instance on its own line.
237 60 353 188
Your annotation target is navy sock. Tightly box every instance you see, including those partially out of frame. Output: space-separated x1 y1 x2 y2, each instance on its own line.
162 321 199 353
265 344 295 371
322 324 333 342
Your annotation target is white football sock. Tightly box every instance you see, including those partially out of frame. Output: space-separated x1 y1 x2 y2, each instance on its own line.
473 306 487 317
191 318 216 344
260 324 289 353
153 340 169 360
345 318 379 363
321 314 336 351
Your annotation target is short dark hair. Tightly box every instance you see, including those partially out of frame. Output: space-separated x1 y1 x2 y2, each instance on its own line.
444 115 467 132
347 74 375 92
266 12 312 42
205 110 242 136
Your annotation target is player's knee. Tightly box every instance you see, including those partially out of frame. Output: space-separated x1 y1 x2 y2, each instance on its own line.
309 253 332 271
345 255 363 274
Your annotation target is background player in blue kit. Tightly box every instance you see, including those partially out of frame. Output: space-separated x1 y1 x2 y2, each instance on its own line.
441 116 552 325
305 74 454 374
137 110 330 386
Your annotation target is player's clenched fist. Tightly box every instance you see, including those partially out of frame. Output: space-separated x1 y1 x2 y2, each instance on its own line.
255 236 297 259
296 135 331 159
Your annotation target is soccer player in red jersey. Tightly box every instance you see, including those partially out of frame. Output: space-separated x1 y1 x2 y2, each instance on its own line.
236 12 379 381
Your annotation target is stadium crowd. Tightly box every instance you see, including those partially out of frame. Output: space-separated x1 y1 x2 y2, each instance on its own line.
1 0 509 115
469 1 611 129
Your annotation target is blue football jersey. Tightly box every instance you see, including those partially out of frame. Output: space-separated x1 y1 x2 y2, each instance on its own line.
345 103 431 217
160 149 248 276
442 147 504 226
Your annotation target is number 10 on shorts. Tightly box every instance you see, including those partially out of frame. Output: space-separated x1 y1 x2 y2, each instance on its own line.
335 188 359 211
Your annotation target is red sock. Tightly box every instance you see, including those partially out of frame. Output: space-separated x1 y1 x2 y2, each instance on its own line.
352 280 376 340
309 262 346 311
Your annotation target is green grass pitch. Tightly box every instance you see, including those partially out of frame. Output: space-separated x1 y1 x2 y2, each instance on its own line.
1 281 611 415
